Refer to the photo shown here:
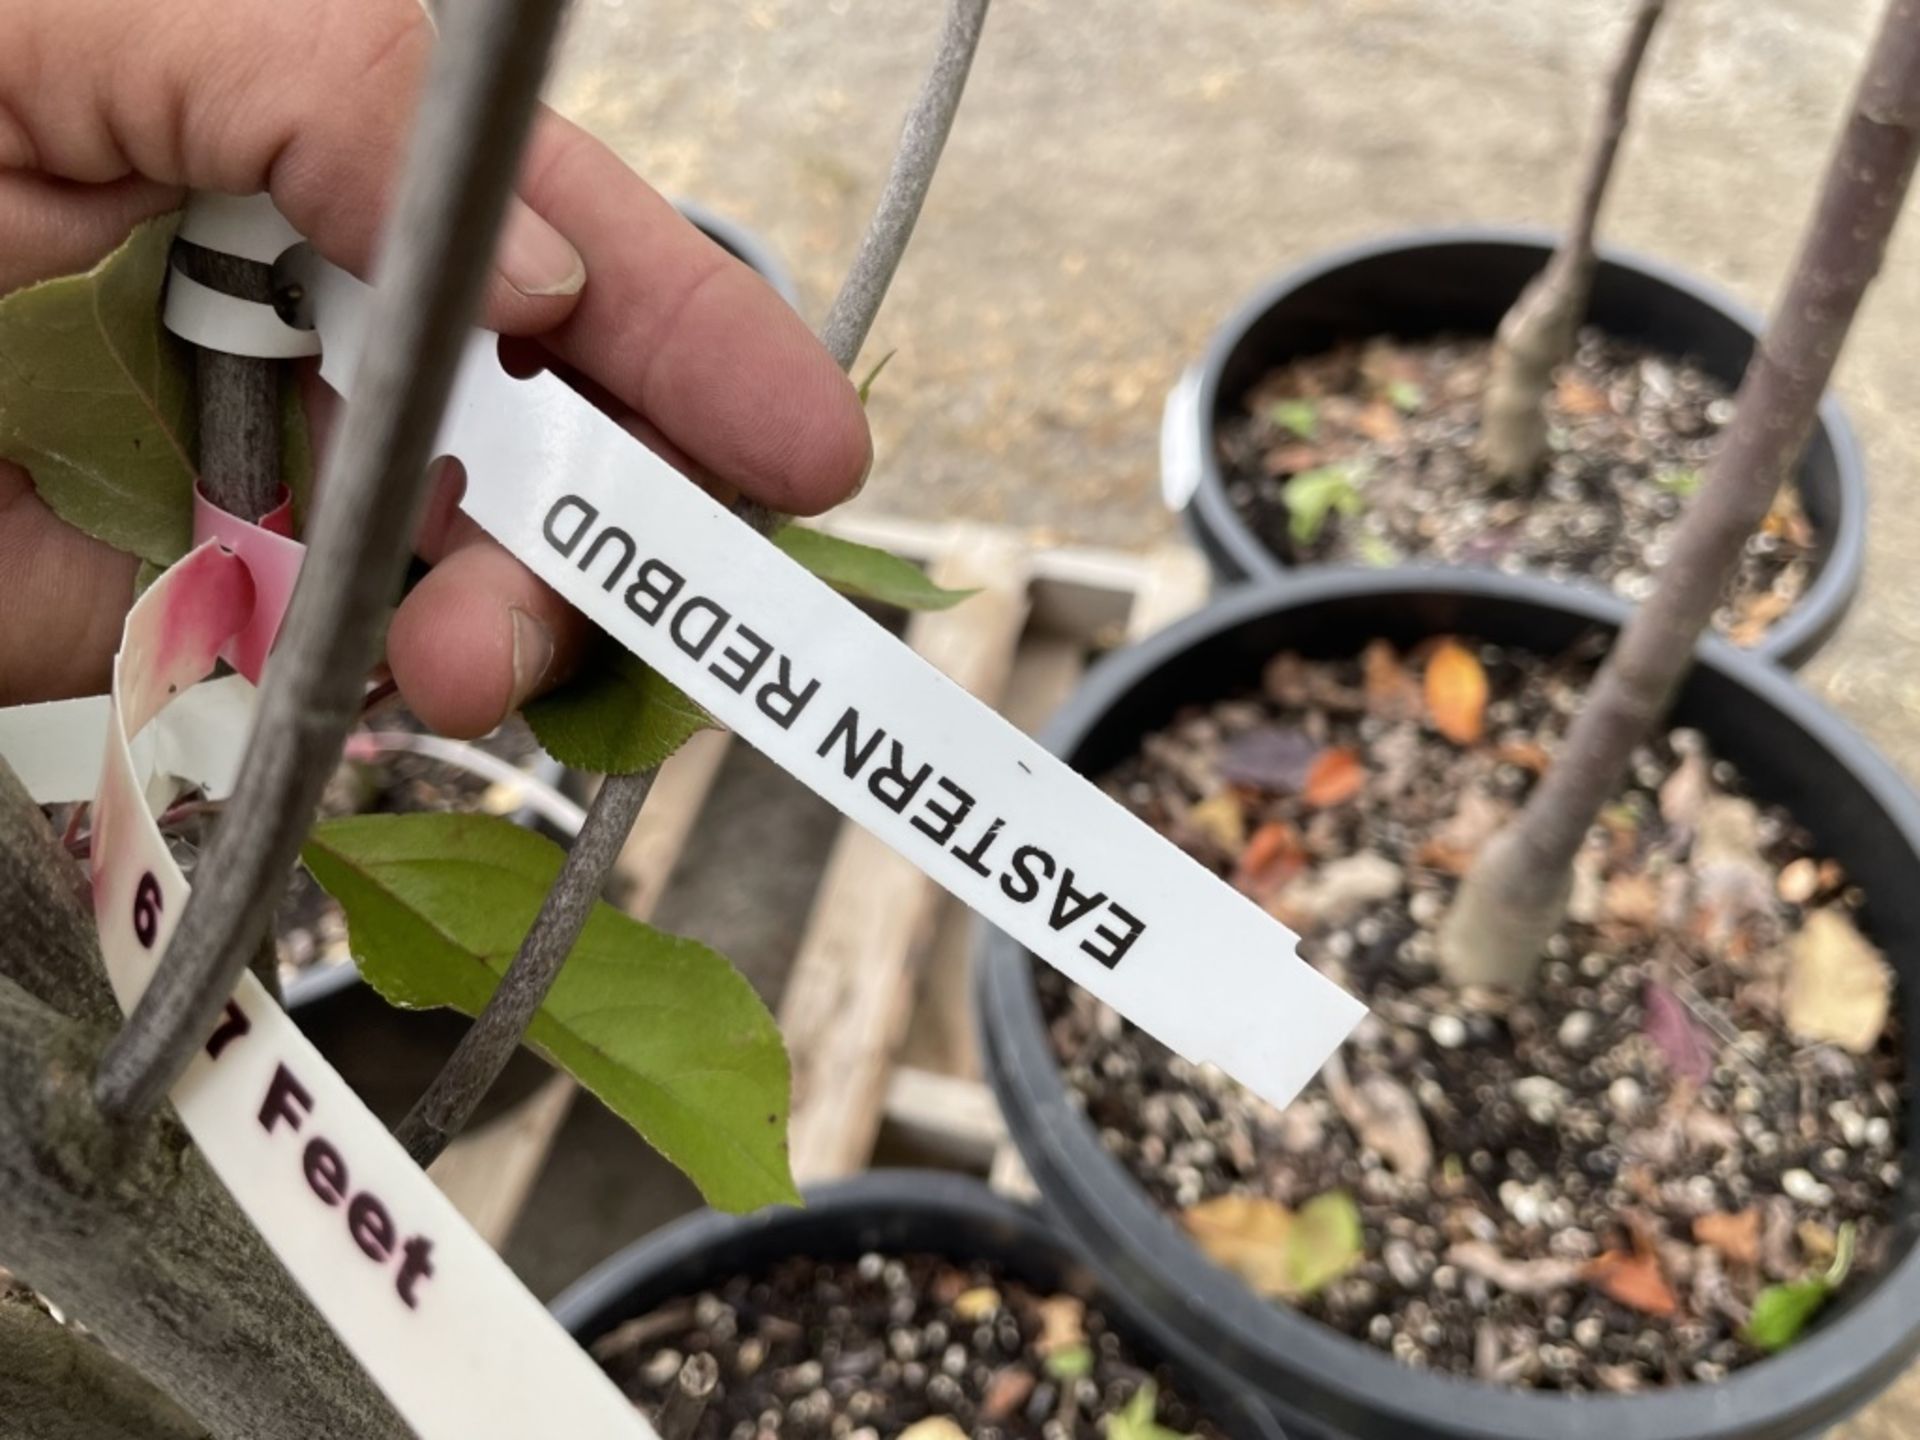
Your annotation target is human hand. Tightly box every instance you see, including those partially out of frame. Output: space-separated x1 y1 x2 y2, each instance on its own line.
0 0 870 734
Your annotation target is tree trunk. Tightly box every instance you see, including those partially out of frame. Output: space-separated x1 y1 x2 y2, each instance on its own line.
0 763 408 1440
1441 0 1920 988
0 1293 212 1440
1479 0 1667 485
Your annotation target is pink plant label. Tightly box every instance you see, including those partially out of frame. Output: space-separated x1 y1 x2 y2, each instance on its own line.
192 484 305 683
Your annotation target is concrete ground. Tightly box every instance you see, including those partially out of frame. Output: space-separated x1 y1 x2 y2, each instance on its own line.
543 2 1920 1432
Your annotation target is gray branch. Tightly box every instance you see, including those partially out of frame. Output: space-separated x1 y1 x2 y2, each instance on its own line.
393 764 655 1164
0 765 405 1440
94 0 574 1119
820 0 991 372
393 0 993 1167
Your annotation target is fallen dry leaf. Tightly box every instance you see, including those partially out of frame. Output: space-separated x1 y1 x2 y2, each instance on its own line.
1181 1191 1364 1300
1233 820 1307 898
1181 1194 1297 1298
1424 640 1488 745
1447 1242 1582 1296
1033 1295 1086 1356
981 1366 1036 1423
1352 400 1404 443
1326 1056 1433 1179
1695 1209 1761 1267
1218 724 1319 794
1277 852 1403 927
1603 872 1662 930
1263 442 1326 474
1729 588 1793 648
1362 639 1422 720
1643 979 1715 1083
1762 487 1816 548
1495 738 1552 774
1302 747 1366 807
1585 1248 1681 1317
1783 908 1892 1054
1185 791 1246 853
1556 375 1612 416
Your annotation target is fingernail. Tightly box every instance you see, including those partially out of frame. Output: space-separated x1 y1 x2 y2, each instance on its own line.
508 606 556 710
499 203 585 298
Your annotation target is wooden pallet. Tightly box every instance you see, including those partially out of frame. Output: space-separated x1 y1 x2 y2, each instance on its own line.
427 517 1210 1240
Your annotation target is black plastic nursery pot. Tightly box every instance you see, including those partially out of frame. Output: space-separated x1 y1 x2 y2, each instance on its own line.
675 198 801 310
976 569 1920 1440
1162 229 1867 669
550 1169 1287 1440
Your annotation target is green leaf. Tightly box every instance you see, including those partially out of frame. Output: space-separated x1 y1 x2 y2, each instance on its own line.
1386 380 1426 414
1282 464 1366 546
1109 1381 1199 1440
1743 1222 1855 1353
301 812 797 1212
1044 1344 1093 1381
1286 1191 1365 1298
0 214 197 565
1656 467 1703 497
1353 531 1399 569
1267 398 1319 440
856 349 897 406
522 642 714 776
773 525 974 611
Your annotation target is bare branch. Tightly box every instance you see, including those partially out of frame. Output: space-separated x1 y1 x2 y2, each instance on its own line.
392 764 654 1165
393 0 994 1167
1441 0 1920 987
1480 0 1667 484
820 0 990 372
94 0 574 1119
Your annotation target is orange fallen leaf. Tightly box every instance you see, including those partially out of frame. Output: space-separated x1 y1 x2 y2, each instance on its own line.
1496 739 1552 774
1234 820 1307 896
1302 747 1367 808
1424 640 1488 745
1362 639 1422 721
1414 839 1473 876
1182 1194 1296 1298
1585 1249 1680 1317
1694 1209 1761 1267
1556 376 1611 416
1352 400 1404 443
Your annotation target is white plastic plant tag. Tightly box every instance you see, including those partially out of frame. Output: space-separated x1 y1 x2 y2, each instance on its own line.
88 543 655 1440
303 259 1366 1110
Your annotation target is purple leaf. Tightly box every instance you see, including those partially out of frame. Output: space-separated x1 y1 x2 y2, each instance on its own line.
1218 725 1321 794
1642 979 1714 1083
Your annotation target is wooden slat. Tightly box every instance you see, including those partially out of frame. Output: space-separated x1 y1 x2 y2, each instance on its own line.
428 1072 577 1247
880 1067 1006 1168
901 633 1088 1080
1125 543 1211 641
780 530 1032 1183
